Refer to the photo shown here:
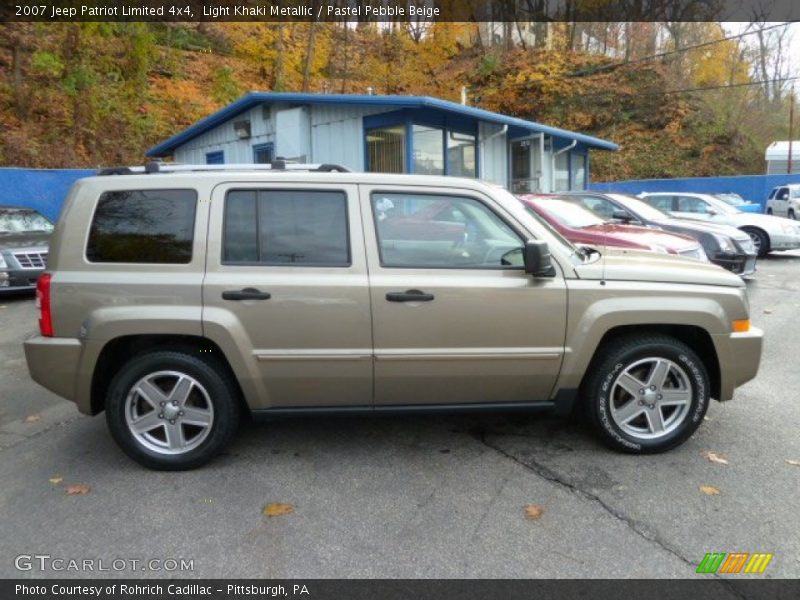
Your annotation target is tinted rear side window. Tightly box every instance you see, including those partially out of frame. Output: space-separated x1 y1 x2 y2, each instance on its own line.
87 189 197 263
223 190 349 266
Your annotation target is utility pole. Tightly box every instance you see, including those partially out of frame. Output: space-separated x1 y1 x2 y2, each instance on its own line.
789 85 795 174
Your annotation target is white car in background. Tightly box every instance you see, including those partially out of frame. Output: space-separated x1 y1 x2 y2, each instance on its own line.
766 184 800 220
639 192 800 258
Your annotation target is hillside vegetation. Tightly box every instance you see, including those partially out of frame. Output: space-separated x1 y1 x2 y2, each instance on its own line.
0 22 793 180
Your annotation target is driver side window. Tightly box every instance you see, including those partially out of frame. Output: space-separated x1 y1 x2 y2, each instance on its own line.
371 192 524 269
677 196 709 213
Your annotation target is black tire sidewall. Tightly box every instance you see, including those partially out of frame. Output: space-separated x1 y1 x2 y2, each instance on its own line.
589 339 709 454
105 351 239 470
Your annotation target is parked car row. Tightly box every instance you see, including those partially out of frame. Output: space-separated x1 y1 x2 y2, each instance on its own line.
517 193 760 277
639 192 800 257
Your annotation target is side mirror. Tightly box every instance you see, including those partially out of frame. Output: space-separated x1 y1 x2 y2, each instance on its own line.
611 209 633 223
524 240 557 277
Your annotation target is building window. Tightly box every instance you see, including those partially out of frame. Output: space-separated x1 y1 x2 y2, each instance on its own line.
206 151 224 165
87 190 197 264
447 131 477 178
571 154 587 190
223 190 350 266
412 124 444 175
253 143 274 164
366 125 406 173
554 152 569 192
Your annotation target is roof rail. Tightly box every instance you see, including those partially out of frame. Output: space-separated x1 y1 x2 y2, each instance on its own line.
97 161 352 175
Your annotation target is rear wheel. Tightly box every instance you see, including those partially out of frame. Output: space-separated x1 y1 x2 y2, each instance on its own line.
106 351 241 470
583 335 710 454
789 209 796 220
741 227 769 258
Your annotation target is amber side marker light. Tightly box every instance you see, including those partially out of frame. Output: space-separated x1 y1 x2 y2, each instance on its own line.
732 319 750 333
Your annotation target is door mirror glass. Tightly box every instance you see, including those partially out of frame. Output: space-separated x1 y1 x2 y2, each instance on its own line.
611 209 633 223
523 239 556 277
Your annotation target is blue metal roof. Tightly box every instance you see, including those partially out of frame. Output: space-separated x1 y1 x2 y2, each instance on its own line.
146 92 619 157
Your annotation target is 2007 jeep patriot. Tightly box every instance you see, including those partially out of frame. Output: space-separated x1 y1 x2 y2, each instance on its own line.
24 163 763 470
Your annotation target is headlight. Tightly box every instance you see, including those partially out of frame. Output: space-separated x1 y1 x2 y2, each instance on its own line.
0 254 7 269
712 234 736 253
648 244 669 253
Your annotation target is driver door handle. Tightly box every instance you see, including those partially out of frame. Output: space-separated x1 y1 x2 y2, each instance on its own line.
386 290 435 302
222 288 272 301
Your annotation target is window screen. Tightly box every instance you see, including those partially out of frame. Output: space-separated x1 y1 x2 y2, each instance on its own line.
87 189 197 263
223 190 349 266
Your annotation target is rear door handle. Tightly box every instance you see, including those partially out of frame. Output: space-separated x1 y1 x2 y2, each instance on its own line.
222 288 271 301
386 290 435 302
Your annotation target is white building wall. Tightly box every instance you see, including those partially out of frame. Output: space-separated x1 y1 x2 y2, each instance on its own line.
479 122 508 187
174 104 275 164
310 104 386 171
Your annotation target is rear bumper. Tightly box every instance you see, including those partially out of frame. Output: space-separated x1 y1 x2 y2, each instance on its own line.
24 335 90 413
712 327 763 401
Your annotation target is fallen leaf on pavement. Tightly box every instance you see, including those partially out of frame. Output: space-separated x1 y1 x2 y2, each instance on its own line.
524 505 545 520
785 460 800 467
65 484 91 495
263 503 294 517
24 415 41 423
49 477 63 485
700 485 720 496
701 450 729 465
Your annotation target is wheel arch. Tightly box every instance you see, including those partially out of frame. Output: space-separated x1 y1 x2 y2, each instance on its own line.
90 334 248 416
579 324 721 402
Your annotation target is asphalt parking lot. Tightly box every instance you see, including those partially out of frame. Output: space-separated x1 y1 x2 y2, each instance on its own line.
1 253 798 580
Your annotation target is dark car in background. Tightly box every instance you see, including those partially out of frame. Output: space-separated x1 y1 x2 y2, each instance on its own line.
517 195 708 261
0 206 53 292
562 191 757 277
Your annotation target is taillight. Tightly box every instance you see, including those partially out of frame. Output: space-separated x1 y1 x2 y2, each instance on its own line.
36 273 53 337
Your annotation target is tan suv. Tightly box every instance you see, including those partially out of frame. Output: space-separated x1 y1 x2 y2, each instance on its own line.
24 163 763 470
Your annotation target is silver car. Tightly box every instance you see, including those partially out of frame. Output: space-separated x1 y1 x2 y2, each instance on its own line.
639 192 800 257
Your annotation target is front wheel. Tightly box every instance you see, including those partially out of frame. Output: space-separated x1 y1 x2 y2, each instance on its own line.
583 335 710 454
789 209 796 220
106 351 241 470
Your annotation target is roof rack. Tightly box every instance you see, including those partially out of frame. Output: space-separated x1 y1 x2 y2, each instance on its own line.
97 159 351 176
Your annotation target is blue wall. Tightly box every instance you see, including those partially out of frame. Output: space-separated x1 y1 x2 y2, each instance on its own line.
0 168 95 222
589 173 800 210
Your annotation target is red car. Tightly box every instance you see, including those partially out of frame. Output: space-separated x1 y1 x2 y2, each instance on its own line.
518 195 708 260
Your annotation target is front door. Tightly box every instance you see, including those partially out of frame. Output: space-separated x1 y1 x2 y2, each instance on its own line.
360 185 568 406
203 183 372 409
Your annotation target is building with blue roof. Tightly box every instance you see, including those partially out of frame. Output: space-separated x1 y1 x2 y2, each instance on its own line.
147 92 618 193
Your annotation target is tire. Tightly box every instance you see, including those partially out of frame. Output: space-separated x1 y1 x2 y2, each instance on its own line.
789 209 796 220
766 207 773 215
741 227 769 258
582 334 710 454
105 351 241 470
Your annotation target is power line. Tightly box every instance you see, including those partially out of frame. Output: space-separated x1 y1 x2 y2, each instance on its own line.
569 22 791 77
568 75 800 100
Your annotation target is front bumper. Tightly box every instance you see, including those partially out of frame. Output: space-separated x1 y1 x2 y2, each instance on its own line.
710 251 757 277
0 268 43 291
712 327 763 401
769 233 800 251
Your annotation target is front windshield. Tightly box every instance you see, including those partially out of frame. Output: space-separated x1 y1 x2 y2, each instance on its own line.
534 199 605 228
495 189 578 257
703 195 740 215
607 193 669 221
0 208 54 234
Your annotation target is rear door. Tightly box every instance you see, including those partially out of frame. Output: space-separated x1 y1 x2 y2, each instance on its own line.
360 184 568 407
203 182 372 409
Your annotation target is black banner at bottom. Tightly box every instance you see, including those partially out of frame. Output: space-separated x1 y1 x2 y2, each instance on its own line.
3 579 800 600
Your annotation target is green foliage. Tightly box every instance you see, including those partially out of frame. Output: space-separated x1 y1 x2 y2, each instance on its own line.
212 66 240 104
30 51 63 78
